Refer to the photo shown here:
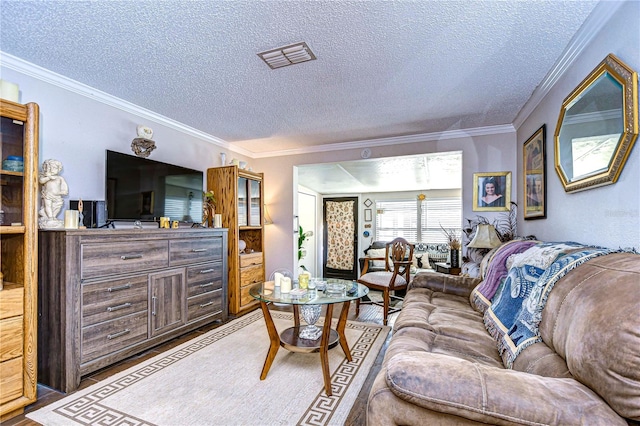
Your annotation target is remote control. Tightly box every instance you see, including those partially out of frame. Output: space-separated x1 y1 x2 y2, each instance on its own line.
347 283 358 295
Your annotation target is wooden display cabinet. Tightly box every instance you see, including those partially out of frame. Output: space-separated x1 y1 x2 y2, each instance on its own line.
0 100 39 421
207 165 265 316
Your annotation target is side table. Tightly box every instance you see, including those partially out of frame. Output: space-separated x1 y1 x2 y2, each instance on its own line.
249 280 369 396
434 262 461 276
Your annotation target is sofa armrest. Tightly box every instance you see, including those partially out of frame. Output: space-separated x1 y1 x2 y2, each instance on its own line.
385 352 626 425
409 271 481 298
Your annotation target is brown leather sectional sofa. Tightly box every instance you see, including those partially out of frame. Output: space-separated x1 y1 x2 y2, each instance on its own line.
367 250 640 425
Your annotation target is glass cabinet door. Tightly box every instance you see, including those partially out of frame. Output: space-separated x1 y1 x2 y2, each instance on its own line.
0 116 25 226
237 177 247 226
248 179 261 226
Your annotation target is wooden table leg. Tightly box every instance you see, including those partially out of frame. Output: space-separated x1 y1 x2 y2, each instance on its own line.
259 301 280 380
293 304 300 329
320 303 334 396
337 301 353 362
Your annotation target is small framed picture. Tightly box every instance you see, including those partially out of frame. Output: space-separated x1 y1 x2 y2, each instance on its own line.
364 209 372 222
523 124 546 220
363 198 373 207
473 172 511 212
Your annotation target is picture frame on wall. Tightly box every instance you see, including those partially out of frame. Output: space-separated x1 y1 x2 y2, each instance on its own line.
523 124 546 219
473 171 511 212
364 209 372 222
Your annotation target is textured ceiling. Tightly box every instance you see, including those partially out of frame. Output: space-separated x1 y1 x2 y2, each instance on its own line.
1 0 600 158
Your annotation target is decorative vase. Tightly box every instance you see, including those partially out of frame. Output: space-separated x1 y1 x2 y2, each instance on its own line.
450 249 460 268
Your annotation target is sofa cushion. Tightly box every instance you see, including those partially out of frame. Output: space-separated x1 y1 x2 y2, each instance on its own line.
539 252 640 421
385 352 627 425
392 288 503 368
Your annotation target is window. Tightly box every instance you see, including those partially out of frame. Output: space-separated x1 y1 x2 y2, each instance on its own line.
375 197 461 243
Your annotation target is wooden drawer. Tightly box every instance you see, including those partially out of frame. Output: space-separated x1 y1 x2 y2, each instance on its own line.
81 311 148 364
81 241 168 280
186 263 223 298
240 264 264 287
240 284 259 308
170 237 222 266
82 275 148 327
187 289 223 322
0 285 23 319
0 316 23 362
240 252 262 268
0 357 23 405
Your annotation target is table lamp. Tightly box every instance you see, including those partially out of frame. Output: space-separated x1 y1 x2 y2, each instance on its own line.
468 224 502 249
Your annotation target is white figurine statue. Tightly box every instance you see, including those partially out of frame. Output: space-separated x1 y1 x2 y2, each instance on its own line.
38 159 69 229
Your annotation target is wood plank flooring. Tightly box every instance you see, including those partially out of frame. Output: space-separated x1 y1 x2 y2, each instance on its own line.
4 301 395 426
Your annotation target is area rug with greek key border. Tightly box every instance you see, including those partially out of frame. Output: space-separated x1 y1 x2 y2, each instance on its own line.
28 309 390 426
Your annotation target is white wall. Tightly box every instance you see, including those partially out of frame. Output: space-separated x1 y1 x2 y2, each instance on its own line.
0 66 249 209
297 186 319 276
256 132 516 276
517 0 640 249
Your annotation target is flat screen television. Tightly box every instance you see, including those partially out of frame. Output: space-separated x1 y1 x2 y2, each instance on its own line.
105 150 203 223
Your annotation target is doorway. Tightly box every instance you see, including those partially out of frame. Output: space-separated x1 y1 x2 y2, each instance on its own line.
297 191 317 276
322 197 358 280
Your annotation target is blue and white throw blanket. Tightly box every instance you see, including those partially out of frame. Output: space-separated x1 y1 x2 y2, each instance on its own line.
484 241 615 368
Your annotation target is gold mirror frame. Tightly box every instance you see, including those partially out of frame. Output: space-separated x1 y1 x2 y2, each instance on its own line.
554 54 638 192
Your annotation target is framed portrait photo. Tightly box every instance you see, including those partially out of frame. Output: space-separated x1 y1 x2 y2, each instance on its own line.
523 124 546 219
473 171 511 212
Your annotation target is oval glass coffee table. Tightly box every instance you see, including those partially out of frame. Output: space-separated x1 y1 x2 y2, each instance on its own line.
250 279 369 396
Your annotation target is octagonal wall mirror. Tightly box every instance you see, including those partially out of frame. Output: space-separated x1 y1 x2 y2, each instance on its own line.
555 53 638 193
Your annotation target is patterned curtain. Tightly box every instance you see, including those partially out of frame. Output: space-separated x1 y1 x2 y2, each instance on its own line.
325 200 355 270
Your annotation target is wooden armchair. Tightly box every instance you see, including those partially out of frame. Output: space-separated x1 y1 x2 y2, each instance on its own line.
356 237 414 325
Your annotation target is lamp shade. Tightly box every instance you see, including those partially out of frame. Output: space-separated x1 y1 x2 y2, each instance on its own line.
467 224 502 249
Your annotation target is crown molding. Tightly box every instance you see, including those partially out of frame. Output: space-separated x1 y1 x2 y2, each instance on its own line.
0 52 249 154
512 0 624 130
250 124 515 158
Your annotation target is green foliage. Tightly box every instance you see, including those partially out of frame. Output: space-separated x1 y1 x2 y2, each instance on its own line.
298 225 314 261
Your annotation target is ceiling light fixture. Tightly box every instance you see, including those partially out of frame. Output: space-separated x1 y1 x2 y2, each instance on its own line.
258 42 316 69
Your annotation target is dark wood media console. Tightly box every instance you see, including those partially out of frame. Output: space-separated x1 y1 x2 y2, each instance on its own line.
37 228 228 392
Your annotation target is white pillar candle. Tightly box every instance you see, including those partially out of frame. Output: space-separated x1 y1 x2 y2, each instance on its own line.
64 210 79 229
0 80 20 103
274 272 283 287
214 214 222 228
280 277 292 293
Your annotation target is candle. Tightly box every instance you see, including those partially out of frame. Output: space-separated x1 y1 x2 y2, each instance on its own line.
214 214 222 228
0 80 20 103
274 272 283 287
64 210 79 229
280 277 292 293
298 271 310 289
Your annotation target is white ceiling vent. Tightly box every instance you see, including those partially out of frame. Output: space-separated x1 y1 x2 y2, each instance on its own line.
258 42 316 69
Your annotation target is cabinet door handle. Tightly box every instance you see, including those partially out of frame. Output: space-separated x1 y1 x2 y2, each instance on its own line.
191 248 207 252
199 301 214 308
107 283 132 292
152 295 157 316
199 268 214 274
120 254 143 260
199 282 214 288
107 302 132 312
107 329 130 340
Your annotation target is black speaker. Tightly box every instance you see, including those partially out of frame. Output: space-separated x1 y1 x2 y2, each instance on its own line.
69 200 107 228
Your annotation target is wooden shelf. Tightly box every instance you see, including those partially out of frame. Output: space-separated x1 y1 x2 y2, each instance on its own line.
0 170 24 178
0 101 38 420
0 226 26 234
208 165 265 316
